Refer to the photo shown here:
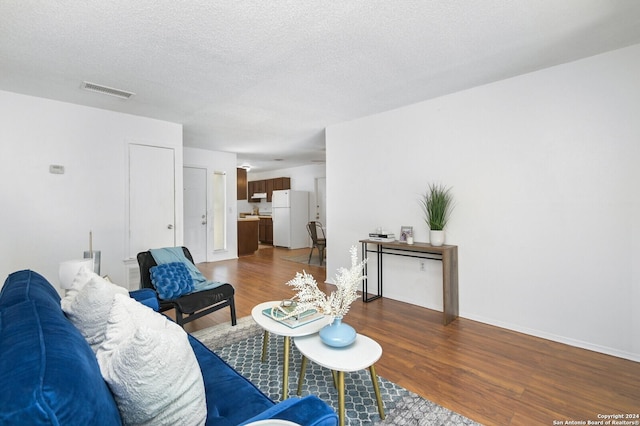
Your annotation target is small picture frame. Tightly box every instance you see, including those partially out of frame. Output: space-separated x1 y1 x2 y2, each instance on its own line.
399 226 413 242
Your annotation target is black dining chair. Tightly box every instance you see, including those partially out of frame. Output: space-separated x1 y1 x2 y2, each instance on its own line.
306 221 326 266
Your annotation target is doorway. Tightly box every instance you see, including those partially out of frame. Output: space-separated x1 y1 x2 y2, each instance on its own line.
184 166 208 263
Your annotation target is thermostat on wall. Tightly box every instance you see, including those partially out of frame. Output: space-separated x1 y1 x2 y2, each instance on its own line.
49 164 65 174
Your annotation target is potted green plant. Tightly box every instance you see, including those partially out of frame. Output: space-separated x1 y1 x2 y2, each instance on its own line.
420 183 454 246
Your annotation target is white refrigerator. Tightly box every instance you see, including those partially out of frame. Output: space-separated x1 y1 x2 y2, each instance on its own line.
272 190 309 249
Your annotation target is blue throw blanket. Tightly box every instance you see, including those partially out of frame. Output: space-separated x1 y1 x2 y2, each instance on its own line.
150 247 223 292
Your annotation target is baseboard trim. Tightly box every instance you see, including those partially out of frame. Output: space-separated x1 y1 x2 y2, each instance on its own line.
461 312 640 363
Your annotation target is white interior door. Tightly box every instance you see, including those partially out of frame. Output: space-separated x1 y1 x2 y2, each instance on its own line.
129 144 175 258
184 167 207 263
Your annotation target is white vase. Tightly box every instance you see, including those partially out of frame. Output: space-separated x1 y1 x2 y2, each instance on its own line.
429 230 445 246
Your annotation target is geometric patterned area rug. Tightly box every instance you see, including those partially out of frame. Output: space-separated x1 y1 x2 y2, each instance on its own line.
192 317 482 426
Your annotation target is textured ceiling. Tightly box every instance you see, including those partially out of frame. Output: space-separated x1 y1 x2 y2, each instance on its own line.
2 1 640 171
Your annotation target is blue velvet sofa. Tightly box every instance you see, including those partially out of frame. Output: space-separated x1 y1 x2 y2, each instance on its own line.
0 270 338 426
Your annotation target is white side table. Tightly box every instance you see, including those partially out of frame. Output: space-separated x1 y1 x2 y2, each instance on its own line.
294 333 385 426
251 301 331 400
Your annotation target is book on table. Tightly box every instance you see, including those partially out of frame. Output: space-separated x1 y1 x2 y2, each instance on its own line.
368 232 396 242
262 305 324 329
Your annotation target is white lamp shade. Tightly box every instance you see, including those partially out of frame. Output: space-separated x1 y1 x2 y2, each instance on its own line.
59 259 93 289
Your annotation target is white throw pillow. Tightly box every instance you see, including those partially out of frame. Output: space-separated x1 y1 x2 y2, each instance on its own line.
61 273 129 352
60 265 98 311
97 294 206 426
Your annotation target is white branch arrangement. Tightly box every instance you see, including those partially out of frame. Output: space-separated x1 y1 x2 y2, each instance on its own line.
280 245 366 320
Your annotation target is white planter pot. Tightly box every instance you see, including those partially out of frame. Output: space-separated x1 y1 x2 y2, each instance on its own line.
429 230 445 246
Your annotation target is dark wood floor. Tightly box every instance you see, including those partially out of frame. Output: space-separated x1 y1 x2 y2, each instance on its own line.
178 246 639 425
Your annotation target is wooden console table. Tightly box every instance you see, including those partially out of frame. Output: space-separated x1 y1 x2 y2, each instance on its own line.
359 239 459 325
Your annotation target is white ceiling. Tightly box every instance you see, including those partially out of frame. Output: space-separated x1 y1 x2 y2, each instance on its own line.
2 1 640 171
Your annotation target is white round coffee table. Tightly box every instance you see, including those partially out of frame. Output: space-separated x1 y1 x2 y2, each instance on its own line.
294 333 385 426
251 301 331 400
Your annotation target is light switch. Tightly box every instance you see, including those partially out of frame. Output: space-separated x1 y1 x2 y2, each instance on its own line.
49 165 65 174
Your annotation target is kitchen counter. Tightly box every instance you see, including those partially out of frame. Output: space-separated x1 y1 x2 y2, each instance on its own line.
238 216 260 221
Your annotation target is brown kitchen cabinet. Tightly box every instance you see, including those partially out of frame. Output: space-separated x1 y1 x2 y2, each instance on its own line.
253 180 266 193
259 217 273 244
238 219 259 256
248 177 291 202
237 168 247 200
249 179 266 201
248 181 255 199
273 177 290 191
265 179 274 202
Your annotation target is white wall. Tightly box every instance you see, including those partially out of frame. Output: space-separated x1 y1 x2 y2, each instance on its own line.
0 90 183 290
326 44 640 361
184 147 238 262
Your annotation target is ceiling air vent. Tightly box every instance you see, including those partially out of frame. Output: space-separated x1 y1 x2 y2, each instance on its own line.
81 81 135 99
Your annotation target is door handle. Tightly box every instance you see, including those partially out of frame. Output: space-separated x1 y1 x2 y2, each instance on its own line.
167 224 174 229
